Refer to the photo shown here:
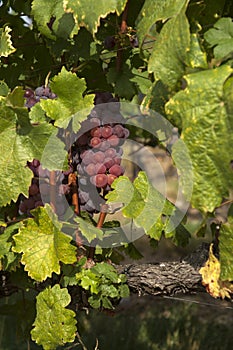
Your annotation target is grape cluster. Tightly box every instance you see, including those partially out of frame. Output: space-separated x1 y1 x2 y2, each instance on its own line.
70 92 129 214
24 85 57 109
20 92 129 218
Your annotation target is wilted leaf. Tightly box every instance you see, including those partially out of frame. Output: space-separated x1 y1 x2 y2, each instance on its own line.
199 244 233 299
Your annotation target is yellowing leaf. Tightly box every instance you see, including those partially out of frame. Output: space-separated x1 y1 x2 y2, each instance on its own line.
64 0 127 35
166 65 233 212
31 284 77 350
199 244 233 299
13 205 77 282
0 26 16 57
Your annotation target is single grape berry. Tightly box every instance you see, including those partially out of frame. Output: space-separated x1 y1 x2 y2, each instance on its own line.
107 134 120 147
105 148 117 159
85 163 97 176
95 163 106 174
89 137 102 148
24 89 34 98
107 174 117 186
91 127 102 138
91 174 108 188
93 151 105 164
113 124 125 138
101 125 113 138
109 164 124 177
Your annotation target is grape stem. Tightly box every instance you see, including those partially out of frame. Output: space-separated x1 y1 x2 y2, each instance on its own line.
49 171 56 213
68 173 83 248
68 173 80 215
88 211 107 260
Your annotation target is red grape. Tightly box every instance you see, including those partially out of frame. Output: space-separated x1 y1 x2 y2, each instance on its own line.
82 150 94 165
89 137 101 148
91 126 102 137
93 151 105 164
104 158 115 169
95 163 106 174
85 163 97 176
107 174 117 185
99 140 111 151
114 155 121 165
113 124 125 138
107 134 120 147
109 164 124 176
91 174 108 188
105 148 116 158
101 125 113 138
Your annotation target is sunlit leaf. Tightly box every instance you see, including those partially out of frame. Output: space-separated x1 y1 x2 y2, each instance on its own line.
40 67 94 129
136 0 188 47
0 98 54 206
0 26 16 57
64 0 127 35
12 205 77 281
219 217 233 281
199 244 233 299
166 65 233 212
148 9 190 88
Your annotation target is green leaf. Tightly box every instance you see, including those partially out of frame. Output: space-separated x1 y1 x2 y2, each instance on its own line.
130 67 152 95
61 259 86 287
40 67 94 129
136 0 188 47
29 103 48 123
187 33 208 69
0 26 16 57
106 175 145 219
106 172 180 241
119 283 130 298
219 217 233 281
0 81 10 96
74 216 104 243
166 65 233 212
88 295 101 308
12 205 77 281
31 0 69 40
204 17 233 60
40 130 68 171
76 269 100 294
31 284 77 350
148 9 190 88
64 0 127 35
107 62 136 100
92 262 119 283
141 80 169 115
0 98 54 206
